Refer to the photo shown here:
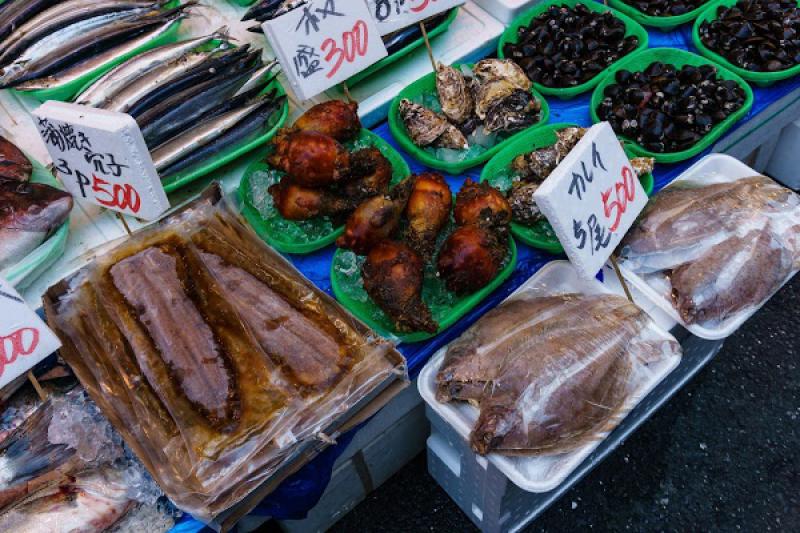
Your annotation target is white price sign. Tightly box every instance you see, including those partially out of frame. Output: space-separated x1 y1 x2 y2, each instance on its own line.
262 0 387 101
366 0 464 35
534 122 649 280
0 277 61 391
33 101 170 221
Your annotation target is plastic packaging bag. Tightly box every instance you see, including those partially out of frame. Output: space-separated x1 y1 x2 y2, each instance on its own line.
618 172 800 330
435 280 681 456
43 184 407 522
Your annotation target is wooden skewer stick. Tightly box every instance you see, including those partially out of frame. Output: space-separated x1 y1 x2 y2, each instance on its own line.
28 371 47 401
116 212 133 236
610 255 634 303
419 22 437 72
341 81 354 103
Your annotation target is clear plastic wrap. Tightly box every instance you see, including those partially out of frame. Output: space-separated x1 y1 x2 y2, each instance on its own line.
43 184 407 523
436 289 680 456
618 168 800 332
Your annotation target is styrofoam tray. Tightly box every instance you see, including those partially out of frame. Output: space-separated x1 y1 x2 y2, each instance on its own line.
418 260 682 493
617 153 798 340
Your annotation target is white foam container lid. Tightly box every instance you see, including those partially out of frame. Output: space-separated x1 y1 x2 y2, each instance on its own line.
616 153 796 340
418 260 682 493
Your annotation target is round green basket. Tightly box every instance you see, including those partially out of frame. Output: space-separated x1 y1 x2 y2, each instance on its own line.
330 236 518 344
349 8 459 86
388 63 550 174
590 47 754 163
607 0 714 31
498 0 648 100
480 122 654 254
693 0 800 87
2 157 70 289
13 3 183 102
239 129 411 255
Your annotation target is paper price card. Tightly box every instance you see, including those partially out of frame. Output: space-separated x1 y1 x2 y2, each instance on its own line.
366 0 464 35
0 277 60 391
534 122 648 280
33 101 170 221
262 0 387 101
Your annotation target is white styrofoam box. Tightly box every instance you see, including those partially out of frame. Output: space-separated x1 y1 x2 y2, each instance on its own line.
618 154 799 340
418 260 682 493
426 332 727 533
766 119 800 189
472 0 542 25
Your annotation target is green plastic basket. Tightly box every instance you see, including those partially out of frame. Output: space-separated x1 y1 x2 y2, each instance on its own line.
348 8 459 86
330 236 517 344
239 129 411 255
693 0 800 87
388 63 550 174
590 48 754 163
161 78 289 193
480 122 654 254
607 0 714 31
229 0 257 6
1 158 70 289
497 0 649 100
13 4 183 103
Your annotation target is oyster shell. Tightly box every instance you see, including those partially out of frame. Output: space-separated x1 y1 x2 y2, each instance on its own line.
436 63 474 125
484 89 541 134
474 78 517 120
473 59 532 91
399 99 468 150
509 181 544 226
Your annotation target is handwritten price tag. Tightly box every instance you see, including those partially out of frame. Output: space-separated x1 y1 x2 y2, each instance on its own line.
262 0 387 101
33 101 170 221
366 0 464 35
534 122 648 280
0 277 60 391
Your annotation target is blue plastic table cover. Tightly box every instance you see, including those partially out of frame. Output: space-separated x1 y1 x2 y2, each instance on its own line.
172 16 800 532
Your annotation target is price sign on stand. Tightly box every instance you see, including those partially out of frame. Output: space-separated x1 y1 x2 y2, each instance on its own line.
33 101 170 222
366 0 464 35
262 0 387 101
534 122 649 280
0 277 61 391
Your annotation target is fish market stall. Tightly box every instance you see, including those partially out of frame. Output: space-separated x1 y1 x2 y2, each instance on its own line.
0 1 799 532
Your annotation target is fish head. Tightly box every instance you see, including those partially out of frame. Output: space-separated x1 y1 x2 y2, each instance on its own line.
0 181 72 233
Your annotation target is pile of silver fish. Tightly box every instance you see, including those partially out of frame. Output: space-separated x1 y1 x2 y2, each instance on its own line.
0 135 72 271
0 0 191 91
0 388 177 533
75 34 286 180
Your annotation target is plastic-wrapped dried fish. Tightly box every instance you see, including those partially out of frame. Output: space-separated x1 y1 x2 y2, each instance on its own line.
398 99 468 150
435 63 473 125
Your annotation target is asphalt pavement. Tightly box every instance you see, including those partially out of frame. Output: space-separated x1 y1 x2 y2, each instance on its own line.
328 274 800 532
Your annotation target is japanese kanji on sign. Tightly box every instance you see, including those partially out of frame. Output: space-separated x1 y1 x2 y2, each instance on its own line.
533 122 649 280
365 0 465 36
33 101 170 221
262 0 387 101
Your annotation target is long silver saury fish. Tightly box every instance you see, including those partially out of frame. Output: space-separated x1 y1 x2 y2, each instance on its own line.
0 181 72 270
75 28 228 107
0 0 168 66
100 51 217 113
151 97 277 171
14 14 184 92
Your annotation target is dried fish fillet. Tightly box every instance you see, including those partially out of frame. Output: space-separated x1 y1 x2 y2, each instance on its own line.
44 185 406 521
